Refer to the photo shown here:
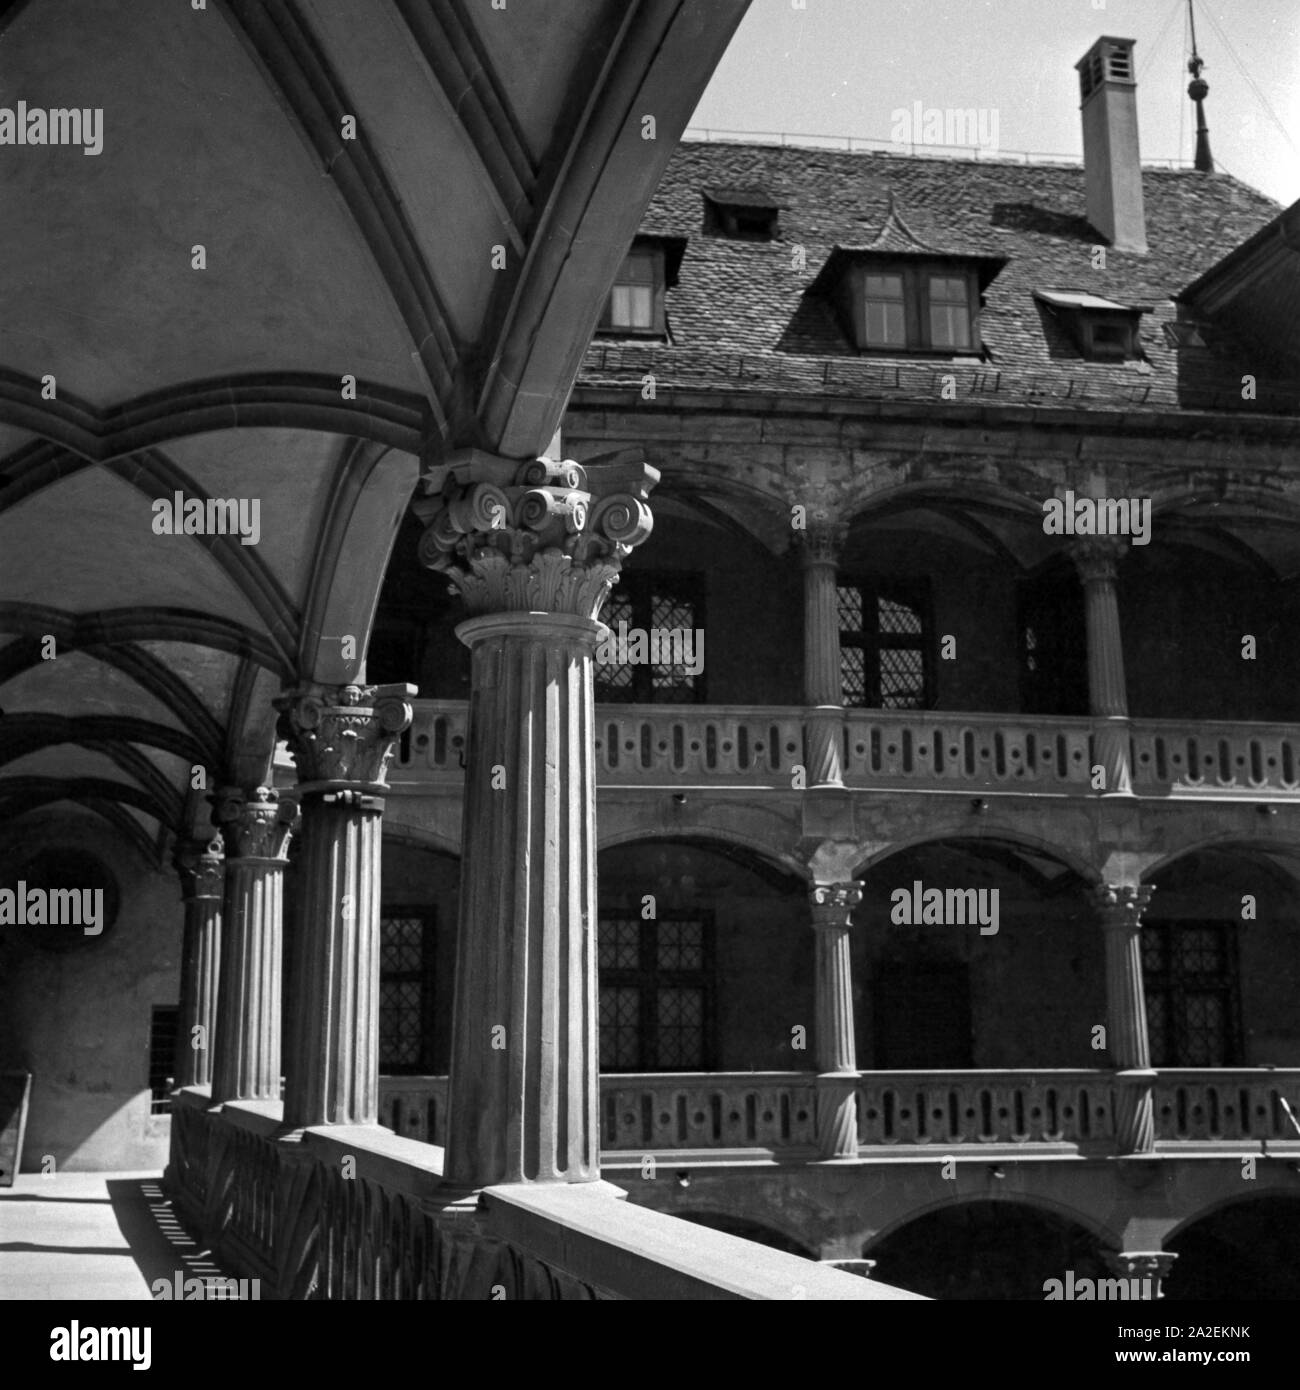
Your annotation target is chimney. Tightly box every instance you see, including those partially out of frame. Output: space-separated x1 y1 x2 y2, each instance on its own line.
1076 37 1148 254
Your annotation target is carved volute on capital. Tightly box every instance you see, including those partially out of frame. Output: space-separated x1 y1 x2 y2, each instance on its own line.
1068 536 1127 585
212 786 297 862
274 682 415 791
810 881 864 928
798 520 850 568
412 449 659 619
1093 883 1155 931
173 836 225 902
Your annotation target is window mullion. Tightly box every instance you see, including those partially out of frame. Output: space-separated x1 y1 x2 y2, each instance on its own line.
909 265 926 349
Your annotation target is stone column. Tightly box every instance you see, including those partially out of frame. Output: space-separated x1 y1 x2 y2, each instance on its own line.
1103 1250 1177 1300
415 450 658 1188
210 786 295 1105
810 881 862 1158
275 681 414 1130
172 836 225 1090
1094 883 1156 1155
1070 538 1132 795
800 522 848 788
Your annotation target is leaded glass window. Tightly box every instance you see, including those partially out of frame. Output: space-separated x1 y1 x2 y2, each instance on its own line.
598 911 714 1071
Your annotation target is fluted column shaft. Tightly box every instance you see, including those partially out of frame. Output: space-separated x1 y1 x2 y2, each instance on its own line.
810 881 862 1158
1071 539 1132 794
801 523 848 788
1095 883 1156 1154
447 613 601 1186
416 450 659 1190
173 837 224 1089
276 682 413 1130
210 788 294 1105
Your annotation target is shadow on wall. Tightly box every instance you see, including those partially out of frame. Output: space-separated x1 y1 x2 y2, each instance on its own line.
0 810 179 1172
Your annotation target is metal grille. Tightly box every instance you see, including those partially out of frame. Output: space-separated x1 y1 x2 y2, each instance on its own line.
597 911 713 1070
594 572 704 703
599 986 641 1069
598 916 640 970
381 915 423 972
1141 921 1240 1066
379 910 433 1074
838 580 930 709
380 980 423 1067
879 594 922 635
657 918 704 970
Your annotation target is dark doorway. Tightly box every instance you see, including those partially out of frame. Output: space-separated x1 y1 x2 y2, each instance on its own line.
1018 560 1089 715
873 961 973 1068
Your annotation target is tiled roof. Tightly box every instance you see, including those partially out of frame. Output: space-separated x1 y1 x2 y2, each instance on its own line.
577 142 1297 417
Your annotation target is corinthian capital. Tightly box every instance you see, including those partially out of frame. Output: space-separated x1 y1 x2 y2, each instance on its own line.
798 520 849 567
1092 882 1154 931
173 835 225 902
1068 536 1127 585
413 448 659 619
212 786 296 862
274 681 415 790
809 881 864 927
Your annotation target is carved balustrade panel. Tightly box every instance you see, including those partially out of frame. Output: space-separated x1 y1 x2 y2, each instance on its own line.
1153 1070 1300 1142
1129 721 1300 795
599 1073 817 1150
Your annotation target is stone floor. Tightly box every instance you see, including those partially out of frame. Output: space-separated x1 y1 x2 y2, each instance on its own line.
0 1171 230 1300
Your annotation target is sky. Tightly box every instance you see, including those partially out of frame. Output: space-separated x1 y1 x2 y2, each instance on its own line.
689 0 1300 205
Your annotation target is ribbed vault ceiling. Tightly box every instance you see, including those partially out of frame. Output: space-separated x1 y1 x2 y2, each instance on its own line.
0 0 749 860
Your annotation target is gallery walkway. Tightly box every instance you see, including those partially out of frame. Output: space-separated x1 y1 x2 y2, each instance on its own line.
0 1172 232 1300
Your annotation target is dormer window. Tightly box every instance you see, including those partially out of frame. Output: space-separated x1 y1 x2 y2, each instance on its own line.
1034 289 1149 362
847 260 982 354
598 236 686 338
604 246 660 332
703 187 780 241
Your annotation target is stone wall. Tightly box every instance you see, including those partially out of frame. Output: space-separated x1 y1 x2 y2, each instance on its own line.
0 809 178 1172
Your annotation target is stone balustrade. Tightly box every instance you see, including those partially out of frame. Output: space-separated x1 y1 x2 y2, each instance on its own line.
840 711 1093 789
389 701 1300 799
1152 1070 1300 1144
1129 720 1300 796
166 1088 910 1300
854 1070 1114 1147
601 1072 818 1152
377 1068 1300 1157
380 1074 449 1144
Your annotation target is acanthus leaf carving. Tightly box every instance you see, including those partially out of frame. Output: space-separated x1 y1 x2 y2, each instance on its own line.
416 449 658 619
274 682 416 790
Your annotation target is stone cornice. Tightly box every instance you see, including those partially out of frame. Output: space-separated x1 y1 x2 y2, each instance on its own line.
413 449 659 619
274 682 415 792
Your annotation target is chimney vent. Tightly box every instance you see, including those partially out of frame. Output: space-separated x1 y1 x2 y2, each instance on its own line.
1075 37 1148 254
